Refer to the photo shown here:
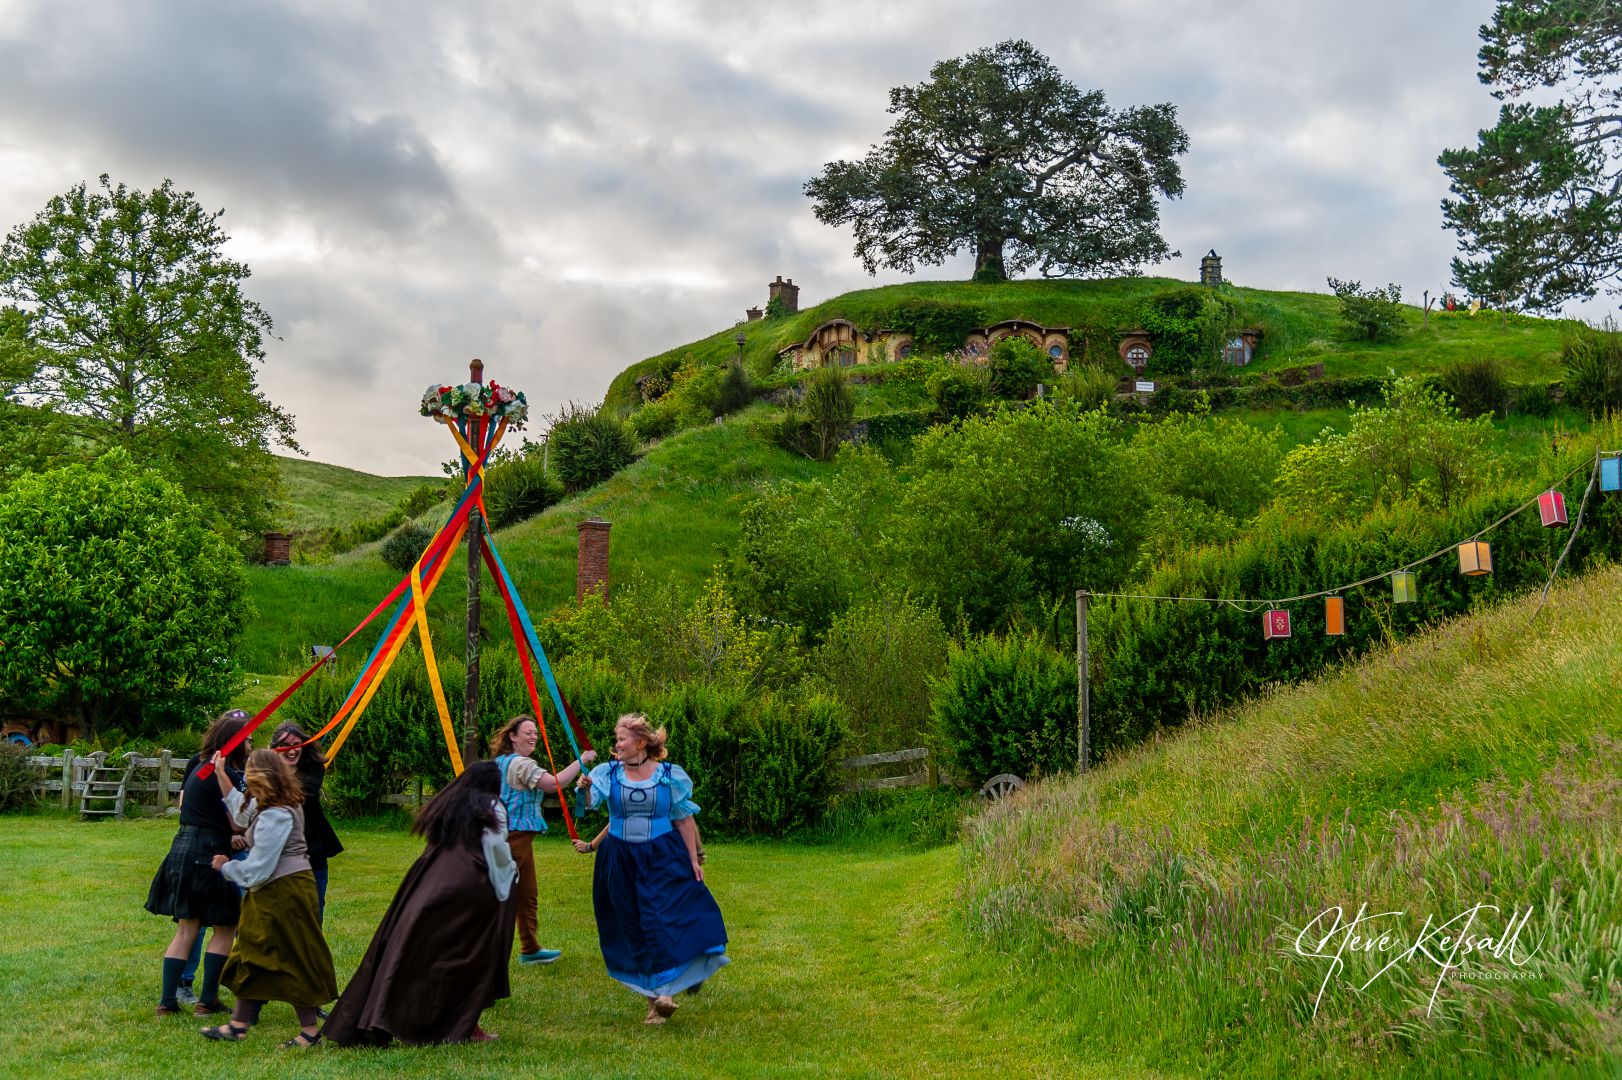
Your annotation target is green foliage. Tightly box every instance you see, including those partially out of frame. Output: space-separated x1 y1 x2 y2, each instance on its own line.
716 359 756 416
0 450 247 738
880 297 989 353
379 519 438 573
762 295 789 321
814 593 950 753
804 40 1187 282
0 175 297 547
1136 286 1244 374
624 397 683 445
1440 1 1622 311
795 786 970 849
932 632 1077 782
1561 321 1622 417
482 449 563 530
985 337 1050 399
0 741 36 813
547 402 636 492
925 362 990 422
778 366 855 461
1436 355 1512 418
1326 277 1405 343
1053 366 1120 412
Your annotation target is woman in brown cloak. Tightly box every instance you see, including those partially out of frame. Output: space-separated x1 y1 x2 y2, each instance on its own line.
322 761 518 1045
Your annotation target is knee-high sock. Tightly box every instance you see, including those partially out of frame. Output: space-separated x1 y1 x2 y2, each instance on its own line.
198 950 229 1006
160 956 185 1008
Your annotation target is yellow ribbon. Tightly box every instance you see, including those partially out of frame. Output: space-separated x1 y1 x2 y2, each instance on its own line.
411 555 464 776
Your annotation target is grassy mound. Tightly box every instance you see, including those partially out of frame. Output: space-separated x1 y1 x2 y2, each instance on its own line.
961 566 1622 1076
275 456 438 532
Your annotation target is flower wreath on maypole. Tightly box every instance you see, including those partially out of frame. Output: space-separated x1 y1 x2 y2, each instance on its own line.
200 370 594 840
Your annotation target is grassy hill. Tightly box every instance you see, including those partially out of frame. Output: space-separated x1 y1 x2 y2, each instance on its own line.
960 565 1622 1076
275 456 439 532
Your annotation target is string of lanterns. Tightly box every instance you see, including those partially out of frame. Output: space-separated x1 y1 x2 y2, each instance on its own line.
1094 450 1621 641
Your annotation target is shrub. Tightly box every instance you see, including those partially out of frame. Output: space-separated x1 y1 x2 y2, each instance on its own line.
548 402 636 492
0 741 36 813
1137 287 1243 375
399 482 447 519
716 359 755 416
1562 322 1622 418
880 297 988 353
625 397 682 445
482 452 563 530
379 519 437 573
986 337 1050 399
932 632 1078 782
815 593 949 753
1436 356 1510 418
1327 277 1405 342
778 366 855 461
1055 366 1120 412
925 362 990 422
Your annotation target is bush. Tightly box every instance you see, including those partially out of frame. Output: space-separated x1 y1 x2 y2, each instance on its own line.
399 482 447 519
1137 287 1244 375
548 402 636 492
1327 277 1405 342
482 452 563 530
625 397 683 445
1055 366 1120 412
0 741 36 813
815 593 949 753
379 519 437 573
716 359 756 416
880 297 988 354
1437 356 1510 418
986 337 1050 399
778 366 855 461
932 632 1078 782
1562 322 1622 418
926 362 990 422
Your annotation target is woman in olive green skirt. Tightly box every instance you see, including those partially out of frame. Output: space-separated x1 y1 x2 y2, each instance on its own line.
200 749 338 1048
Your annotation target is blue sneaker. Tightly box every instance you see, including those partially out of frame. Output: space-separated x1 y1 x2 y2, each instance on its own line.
520 948 562 965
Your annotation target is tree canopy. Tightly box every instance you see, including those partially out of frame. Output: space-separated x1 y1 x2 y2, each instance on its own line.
0 175 297 544
0 450 248 739
804 40 1188 284
1439 0 1622 311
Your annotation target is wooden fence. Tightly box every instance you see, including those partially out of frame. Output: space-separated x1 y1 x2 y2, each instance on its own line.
26 750 185 813
838 747 968 792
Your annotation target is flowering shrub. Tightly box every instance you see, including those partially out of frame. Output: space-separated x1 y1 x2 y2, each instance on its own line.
420 380 530 427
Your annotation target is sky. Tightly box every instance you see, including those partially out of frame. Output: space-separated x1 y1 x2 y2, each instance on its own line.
0 0 1602 475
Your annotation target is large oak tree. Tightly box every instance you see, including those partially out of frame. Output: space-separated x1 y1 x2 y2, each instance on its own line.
1439 0 1622 312
804 40 1189 283
0 175 298 543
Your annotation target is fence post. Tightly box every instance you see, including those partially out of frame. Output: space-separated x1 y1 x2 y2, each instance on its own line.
157 750 173 812
60 749 75 809
414 777 424 808
927 750 938 789
1076 589 1090 772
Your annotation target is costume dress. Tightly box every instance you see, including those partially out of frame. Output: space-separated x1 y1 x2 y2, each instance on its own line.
322 802 517 1046
144 760 244 928
583 761 729 998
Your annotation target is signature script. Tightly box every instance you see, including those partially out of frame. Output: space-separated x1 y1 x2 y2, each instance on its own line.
1293 902 1541 1017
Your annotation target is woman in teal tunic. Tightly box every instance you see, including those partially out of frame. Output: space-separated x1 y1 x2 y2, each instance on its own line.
574 715 728 1025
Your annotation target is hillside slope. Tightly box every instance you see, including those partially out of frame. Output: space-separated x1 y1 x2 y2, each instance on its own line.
275 456 438 532
961 566 1622 1077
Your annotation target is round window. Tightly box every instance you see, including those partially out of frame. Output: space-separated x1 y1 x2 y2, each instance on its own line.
1048 344 1064 359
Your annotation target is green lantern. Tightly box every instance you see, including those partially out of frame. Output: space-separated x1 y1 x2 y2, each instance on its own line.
1391 570 1417 603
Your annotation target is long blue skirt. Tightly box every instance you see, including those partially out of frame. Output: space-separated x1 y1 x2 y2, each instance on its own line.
593 831 729 997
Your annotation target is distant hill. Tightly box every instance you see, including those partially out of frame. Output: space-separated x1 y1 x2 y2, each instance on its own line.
275 456 440 533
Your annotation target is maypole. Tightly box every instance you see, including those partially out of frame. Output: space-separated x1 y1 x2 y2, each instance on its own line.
463 357 485 767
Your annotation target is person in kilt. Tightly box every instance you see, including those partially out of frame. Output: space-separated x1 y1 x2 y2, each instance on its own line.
198 748 337 1048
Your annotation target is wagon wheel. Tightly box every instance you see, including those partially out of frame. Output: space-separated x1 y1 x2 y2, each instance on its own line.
979 773 1025 799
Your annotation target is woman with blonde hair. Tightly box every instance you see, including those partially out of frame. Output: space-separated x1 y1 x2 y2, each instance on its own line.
198 748 337 1048
574 714 728 1024
489 714 594 965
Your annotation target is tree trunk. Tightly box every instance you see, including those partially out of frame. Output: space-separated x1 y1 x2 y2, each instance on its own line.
973 238 1007 283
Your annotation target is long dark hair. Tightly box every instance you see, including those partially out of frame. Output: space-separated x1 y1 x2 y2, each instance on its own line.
270 721 325 778
412 761 500 850
200 710 251 772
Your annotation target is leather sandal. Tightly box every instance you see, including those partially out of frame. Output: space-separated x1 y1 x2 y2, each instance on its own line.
279 1031 323 1049
200 1022 250 1041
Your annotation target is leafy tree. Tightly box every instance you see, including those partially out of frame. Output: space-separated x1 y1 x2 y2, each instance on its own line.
814 591 949 753
0 176 297 543
0 450 248 739
1439 0 1622 311
804 40 1188 283
1326 277 1406 342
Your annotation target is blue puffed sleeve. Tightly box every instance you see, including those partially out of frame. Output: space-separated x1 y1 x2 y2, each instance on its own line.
584 762 613 810
666 764 701 819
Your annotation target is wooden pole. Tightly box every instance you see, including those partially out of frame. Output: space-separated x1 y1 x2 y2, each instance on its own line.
463 357 485 766
60 748 74 809
1076 590 1090 772
157 749 172 812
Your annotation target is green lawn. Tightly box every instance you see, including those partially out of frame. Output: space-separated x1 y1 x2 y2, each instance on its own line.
0 818 1140 1079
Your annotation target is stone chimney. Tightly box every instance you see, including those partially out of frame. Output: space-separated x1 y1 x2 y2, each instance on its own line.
1200 250 1223 288
745 306 763 322
768 275 800 314
576 518 611 601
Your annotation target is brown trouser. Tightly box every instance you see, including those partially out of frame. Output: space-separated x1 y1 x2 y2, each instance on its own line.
509 830 540 954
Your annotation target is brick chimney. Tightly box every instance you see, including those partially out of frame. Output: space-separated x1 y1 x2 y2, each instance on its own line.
768 275 800 314
576 518 611 601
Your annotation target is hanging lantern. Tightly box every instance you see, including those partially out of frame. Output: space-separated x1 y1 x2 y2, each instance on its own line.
1391 570 1417 603
1263 608 1291 640
1603 456 1622 492
1458 540 1493 576
1537 490 1568 527
1325 595 1345 636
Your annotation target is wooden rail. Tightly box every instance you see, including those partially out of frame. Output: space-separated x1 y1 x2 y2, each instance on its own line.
837 746 961 792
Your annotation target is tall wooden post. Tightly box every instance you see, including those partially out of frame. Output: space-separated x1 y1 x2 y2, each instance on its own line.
463 357 485 766
1076 590 1090 772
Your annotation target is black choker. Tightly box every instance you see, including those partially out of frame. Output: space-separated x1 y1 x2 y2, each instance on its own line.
622 757 649 767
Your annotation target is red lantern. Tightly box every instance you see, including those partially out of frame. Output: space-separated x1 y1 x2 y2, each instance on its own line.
1538 490 1567 527
1263 609 1291 640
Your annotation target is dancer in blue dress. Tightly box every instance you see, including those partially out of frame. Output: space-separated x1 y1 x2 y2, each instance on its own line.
574 715 728 1024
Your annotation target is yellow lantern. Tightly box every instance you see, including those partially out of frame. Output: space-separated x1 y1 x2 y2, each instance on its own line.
1325 595 1345 635
1391 571 1416 603
1458 541 1493 576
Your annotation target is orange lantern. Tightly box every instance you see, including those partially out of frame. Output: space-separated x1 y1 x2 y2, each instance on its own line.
1325 595 1345 636
1458 541 1493 576
1538 490 1567 527
1262 608 1291 640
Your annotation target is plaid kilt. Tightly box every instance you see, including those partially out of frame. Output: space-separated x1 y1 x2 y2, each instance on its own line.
145 826 241 926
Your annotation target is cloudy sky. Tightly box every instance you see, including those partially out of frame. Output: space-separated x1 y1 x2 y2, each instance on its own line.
0 0 1593 475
